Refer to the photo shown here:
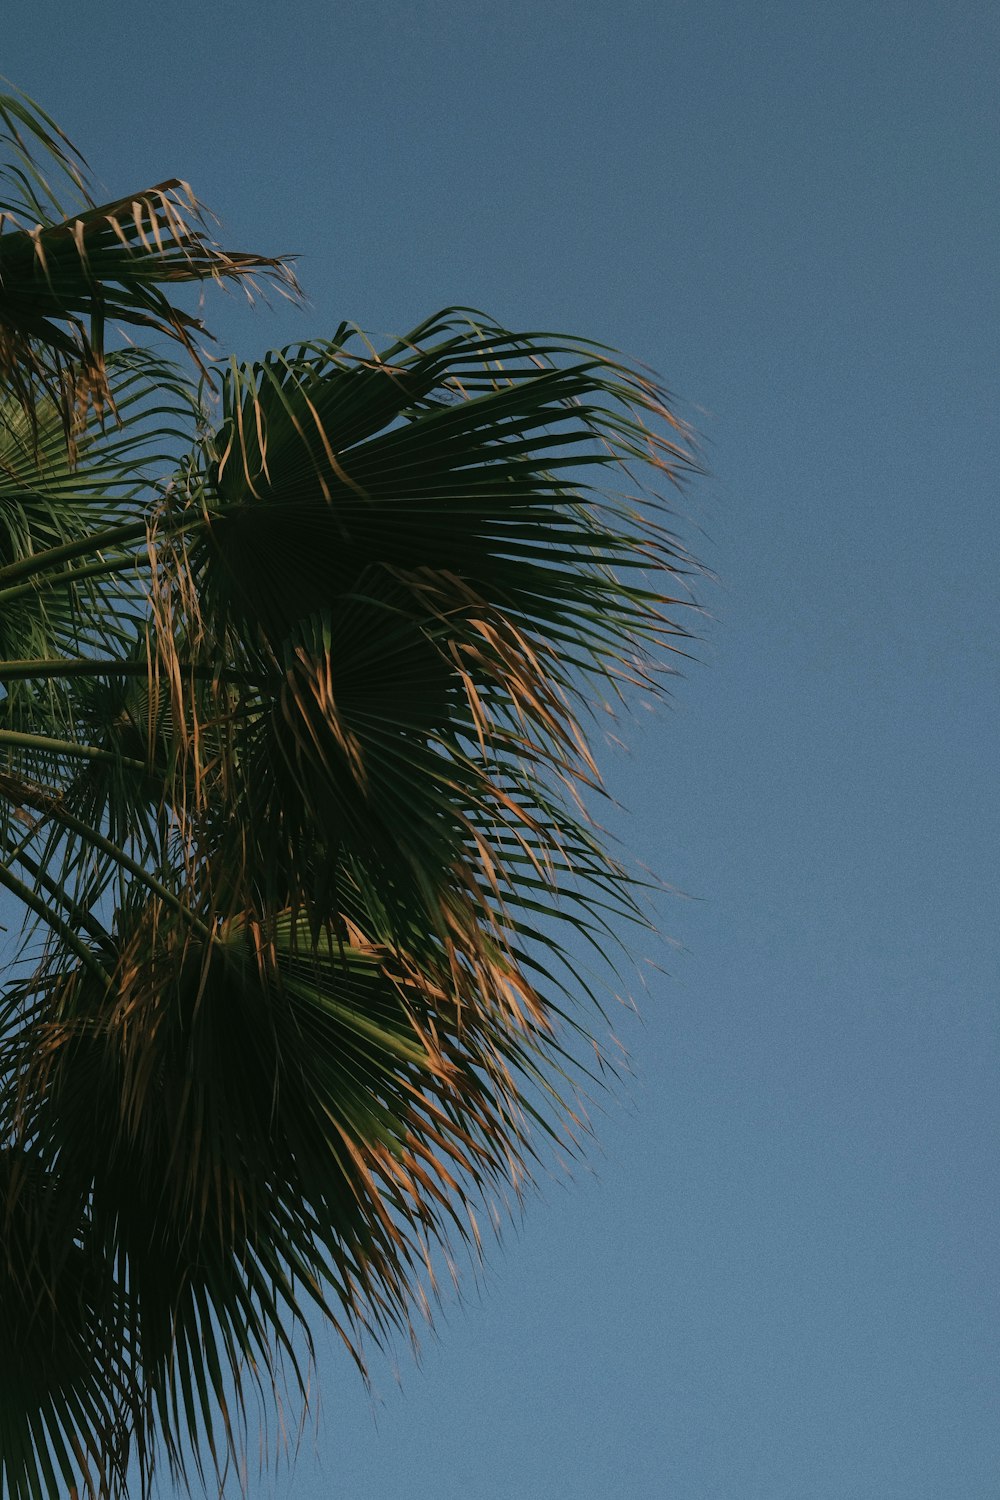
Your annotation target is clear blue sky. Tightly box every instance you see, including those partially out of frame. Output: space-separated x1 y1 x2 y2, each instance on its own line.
6 2 999 1496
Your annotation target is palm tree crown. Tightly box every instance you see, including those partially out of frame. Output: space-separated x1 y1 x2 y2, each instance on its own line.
0 87 700 1500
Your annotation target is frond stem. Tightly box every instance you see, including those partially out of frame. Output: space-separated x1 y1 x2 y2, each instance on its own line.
0 768 215 940
0 657 259 685
0 729 146 769
0 857 110 986
0 829 111 947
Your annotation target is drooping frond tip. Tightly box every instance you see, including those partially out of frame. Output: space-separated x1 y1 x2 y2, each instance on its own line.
0 84 300 442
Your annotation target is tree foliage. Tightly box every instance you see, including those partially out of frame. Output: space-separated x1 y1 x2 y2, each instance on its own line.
0 87 700 1498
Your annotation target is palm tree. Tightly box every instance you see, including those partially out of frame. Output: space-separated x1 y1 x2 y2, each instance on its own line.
0 88 700 1500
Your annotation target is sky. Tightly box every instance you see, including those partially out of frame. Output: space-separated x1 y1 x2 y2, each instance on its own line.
5 2 1000 1496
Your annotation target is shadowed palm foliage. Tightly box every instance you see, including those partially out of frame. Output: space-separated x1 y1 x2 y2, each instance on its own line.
0 89 701 1500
